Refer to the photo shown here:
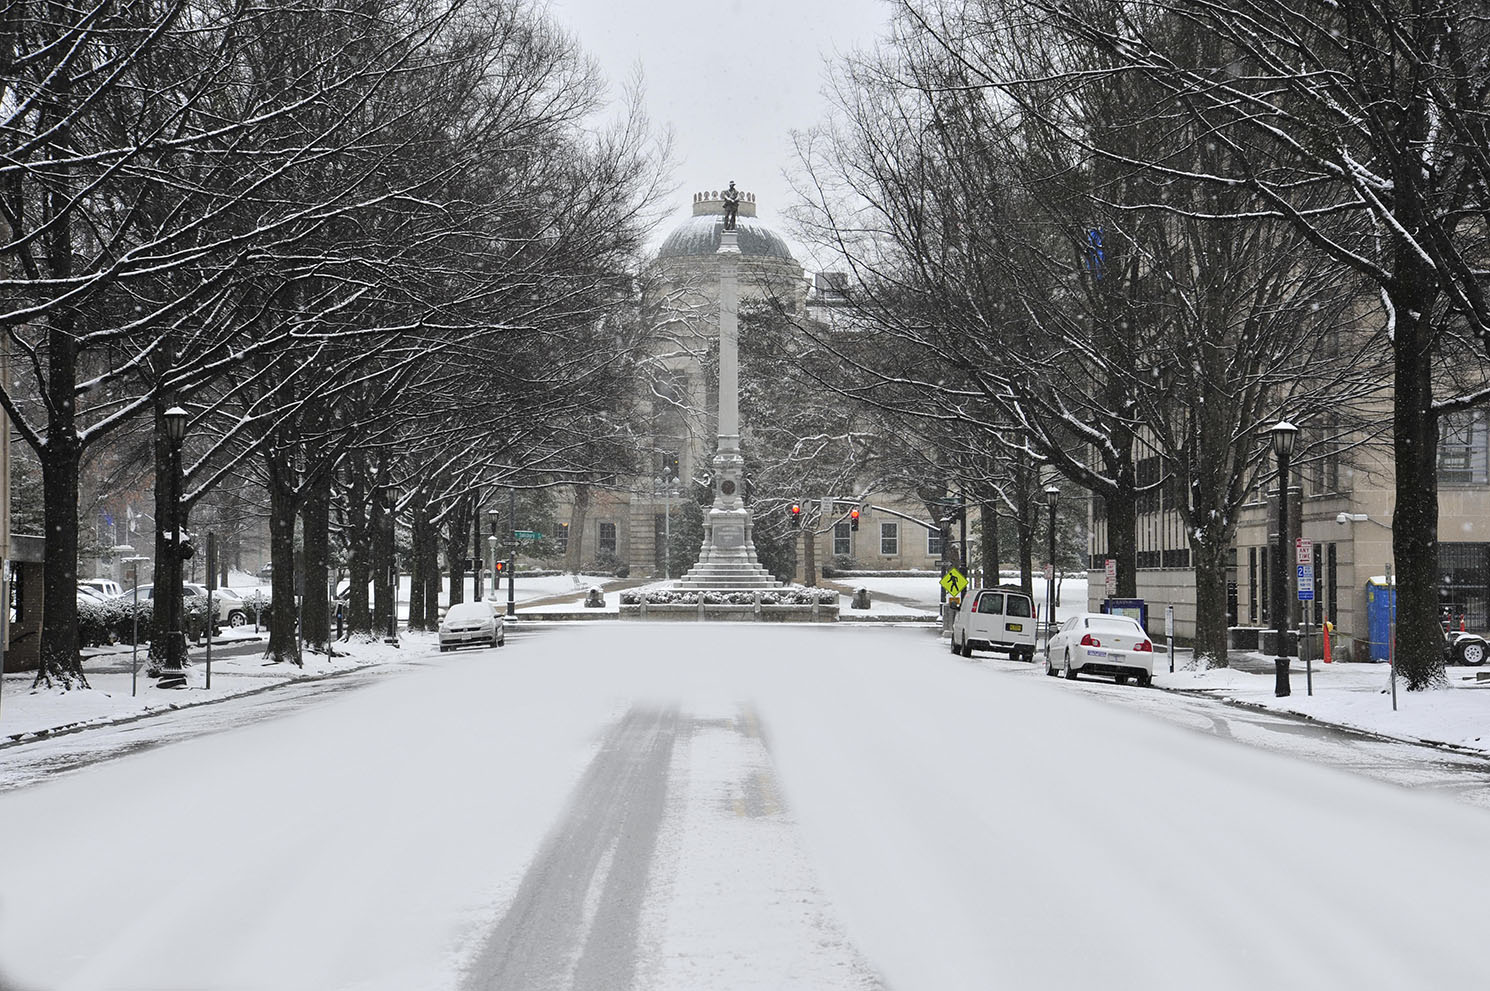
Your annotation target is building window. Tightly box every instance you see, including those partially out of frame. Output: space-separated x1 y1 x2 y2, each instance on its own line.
1438 410 1489 485
834 522 851 556
1327 542 1338 624
1312 542 1324 624
598 522 617 554
880 522 898 556
1248 547 1258 623
1260 546 1269 622
556 523 569 555
927 528 943 556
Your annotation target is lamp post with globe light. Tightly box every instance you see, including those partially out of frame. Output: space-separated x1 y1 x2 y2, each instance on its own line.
1271 420 1299 698
160 406 190 689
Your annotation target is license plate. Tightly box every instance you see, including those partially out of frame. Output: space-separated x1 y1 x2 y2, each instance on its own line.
1086 648 1107 658
1005 623 1023 632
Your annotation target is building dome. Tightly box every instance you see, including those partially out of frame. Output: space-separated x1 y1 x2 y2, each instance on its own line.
656 189 797 263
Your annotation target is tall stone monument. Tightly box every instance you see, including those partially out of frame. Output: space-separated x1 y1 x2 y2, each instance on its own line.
676 221 779 589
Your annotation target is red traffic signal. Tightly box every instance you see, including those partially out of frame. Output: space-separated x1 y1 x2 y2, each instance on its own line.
789 503 802 528
494 560 506 573
850 508 860 531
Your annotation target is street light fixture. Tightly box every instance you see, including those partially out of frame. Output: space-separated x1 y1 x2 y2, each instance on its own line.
160 406 189 689
1043 484 1060 652
1270 420 1299 698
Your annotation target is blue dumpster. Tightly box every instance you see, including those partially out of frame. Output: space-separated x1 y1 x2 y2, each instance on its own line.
1365 576 1396 662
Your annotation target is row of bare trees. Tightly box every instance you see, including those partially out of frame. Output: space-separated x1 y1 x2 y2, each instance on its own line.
2 0 667 685
786 0 1473 675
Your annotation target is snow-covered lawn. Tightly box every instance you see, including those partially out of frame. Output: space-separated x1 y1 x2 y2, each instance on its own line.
2 624 1488 990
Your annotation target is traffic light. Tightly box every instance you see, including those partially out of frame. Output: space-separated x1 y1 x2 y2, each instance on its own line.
850 508 860 531
790 503 802 528
494 560 506 574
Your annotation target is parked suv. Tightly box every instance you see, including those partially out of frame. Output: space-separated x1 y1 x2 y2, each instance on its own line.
79 578 123 599
949 586 1038 662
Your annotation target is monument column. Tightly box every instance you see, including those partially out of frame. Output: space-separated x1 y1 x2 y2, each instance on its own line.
675 217 778 588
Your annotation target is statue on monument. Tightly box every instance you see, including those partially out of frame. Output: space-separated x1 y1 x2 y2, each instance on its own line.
721 181 739 231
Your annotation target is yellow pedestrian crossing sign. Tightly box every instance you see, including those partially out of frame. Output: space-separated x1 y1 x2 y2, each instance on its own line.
940 568 968 598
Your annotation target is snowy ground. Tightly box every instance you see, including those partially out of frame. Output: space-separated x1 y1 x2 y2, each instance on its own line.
2 624 1489 990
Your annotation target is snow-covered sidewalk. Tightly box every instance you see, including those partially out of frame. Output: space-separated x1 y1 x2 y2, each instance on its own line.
0 633 430 745
1153 654 1490 754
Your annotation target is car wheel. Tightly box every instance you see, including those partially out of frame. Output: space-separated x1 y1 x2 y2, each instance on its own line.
961 637 974 658
1044 653 1058 677
1137 672 1153 688
1115 674 1129 685
1063 651 1077 680
1458 640 1486 666
228 610 246 628
498 633 505 647
439 645 449 653
950 633 961 654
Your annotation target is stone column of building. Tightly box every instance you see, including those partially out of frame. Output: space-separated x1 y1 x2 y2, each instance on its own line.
676 227 779 589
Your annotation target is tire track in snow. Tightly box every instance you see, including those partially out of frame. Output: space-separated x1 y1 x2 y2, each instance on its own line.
462 705 679 990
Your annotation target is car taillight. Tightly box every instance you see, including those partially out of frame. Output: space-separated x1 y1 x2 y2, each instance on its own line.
1079 634 1101 647
1134 640 1152 652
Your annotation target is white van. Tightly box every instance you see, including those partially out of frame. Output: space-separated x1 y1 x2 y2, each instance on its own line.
949 586 1038 662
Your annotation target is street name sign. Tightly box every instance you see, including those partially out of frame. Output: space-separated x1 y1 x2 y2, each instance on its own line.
514 530 543 541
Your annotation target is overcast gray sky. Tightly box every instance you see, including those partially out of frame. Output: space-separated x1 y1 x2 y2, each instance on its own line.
548 0 894 269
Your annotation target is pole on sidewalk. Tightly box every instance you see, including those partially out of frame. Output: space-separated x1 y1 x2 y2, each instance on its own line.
1387 561 1397 712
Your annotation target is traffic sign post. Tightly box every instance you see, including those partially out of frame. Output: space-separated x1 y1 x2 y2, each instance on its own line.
1104 559 1117 599
1166 604 1175 673
1298 537 1315 696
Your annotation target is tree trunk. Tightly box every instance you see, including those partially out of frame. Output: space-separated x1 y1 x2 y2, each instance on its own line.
1106 485 1139 598
421 502 440 627
447 502 468 607
372 479 394 637
1016 492 1035 600
346 454 373 635
264 460 302 666
380 494 397 637
1391 277 1448 689
407 500 428 630
37 435 84 688
566 485 591 574
301 468 332 652
148 400 182 674
979 499 999 587
1191 536 1232 669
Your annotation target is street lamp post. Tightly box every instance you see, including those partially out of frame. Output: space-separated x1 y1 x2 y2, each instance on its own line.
1043 484 1060 651
1271 420 1299 698
487 509 501 598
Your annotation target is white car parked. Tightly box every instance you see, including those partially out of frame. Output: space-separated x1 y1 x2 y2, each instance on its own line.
949 585 1038 662
439 600 505 652
1045 612 1155 686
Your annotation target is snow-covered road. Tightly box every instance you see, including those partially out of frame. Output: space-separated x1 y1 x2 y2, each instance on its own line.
3 624 1488 990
